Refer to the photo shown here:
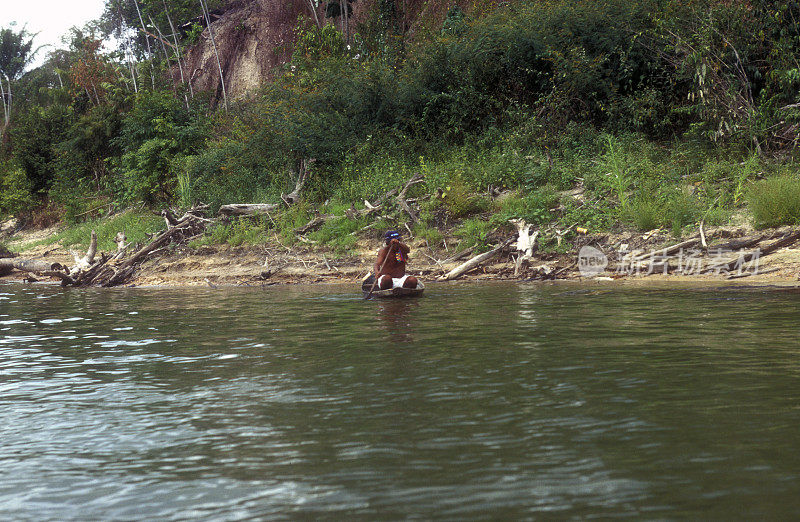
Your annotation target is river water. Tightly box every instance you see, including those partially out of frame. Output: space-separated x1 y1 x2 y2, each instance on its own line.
1 281 799 519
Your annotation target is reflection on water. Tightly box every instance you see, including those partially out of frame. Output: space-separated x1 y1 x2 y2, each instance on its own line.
376 298 419 343
1 282 800 519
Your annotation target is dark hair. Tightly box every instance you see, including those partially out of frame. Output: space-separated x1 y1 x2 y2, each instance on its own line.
384 230 401 242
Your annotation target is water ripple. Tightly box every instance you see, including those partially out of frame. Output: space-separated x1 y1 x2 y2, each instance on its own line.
0 283 799 519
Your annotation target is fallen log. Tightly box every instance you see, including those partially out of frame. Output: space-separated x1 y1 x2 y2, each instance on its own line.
294 214 332 235
0 258 74 284
441 246 475 265
438 237 514 281
707 228 800 273
714 233 767 251
633 236 700 262
0 245 16 276
0 232 100 284
218 203 280 217
726 267 780 280
1 206 210 287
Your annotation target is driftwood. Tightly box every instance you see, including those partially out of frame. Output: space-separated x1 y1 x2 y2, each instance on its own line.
89 211 206 287
441 246 475 265
294 214 332 235
282 159 309 206
509 219 539 276
2 232 102 284
0 258 74 284
438 237 514 281
70 230 98 271
395 174 424 223
726 267 780 280
715 233 767 251
218 163 310 218
1 206 210 287
699 220 708 249
341 174 425 222
707 228 800 273
633 237 700 263
218 203 281 217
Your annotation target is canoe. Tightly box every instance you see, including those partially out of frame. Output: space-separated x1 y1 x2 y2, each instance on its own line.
361 274 425 298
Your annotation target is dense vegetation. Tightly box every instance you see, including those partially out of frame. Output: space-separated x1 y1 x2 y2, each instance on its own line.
1 0 800 251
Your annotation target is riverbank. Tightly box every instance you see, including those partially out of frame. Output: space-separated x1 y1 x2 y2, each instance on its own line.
3 215 800 287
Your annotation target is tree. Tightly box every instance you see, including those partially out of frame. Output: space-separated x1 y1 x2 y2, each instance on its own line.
0 25 38 135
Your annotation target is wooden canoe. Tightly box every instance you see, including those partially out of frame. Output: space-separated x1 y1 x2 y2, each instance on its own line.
361 274 425 298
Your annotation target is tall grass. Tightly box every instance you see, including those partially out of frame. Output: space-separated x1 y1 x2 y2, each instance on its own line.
747 176 800 229
16 211 165 252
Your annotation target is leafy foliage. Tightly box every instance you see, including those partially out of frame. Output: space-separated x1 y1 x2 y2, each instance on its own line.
115 91 209 203
748 175 800 229
1 0 800 244
0 25 37 80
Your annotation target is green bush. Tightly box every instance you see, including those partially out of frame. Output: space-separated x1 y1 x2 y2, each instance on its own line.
308 216 365 253
440 182 490 218
665 191 701 235
625 197 662 232
0 166 35 216
115 91 209 204
454 217 495 251
491 187 558 226
412 222 444 245
748 176 800 229
624 189 700 235
200 217 269 247
333 154 415 203
184 142 284 211
10 104 74 194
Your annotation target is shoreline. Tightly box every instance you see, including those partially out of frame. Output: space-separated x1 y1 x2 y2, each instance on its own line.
3 227 800 289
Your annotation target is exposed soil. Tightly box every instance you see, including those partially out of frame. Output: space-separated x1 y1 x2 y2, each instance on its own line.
3 219 800 288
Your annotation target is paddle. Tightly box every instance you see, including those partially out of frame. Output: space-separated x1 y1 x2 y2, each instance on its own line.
364 243 393 300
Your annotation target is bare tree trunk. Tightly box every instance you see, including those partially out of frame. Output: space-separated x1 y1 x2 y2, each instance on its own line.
343 0 349 45
149 15 177 96
338 0 346 40
163 0 193 103
305 0 322 28
199 0 228 111
128 57 139 93
5 74 11 121
91 82 102 105
0 77 7 133
117 2 138 93
131 0 156 89
282 158 308 205
1 74 12 131
84 86 96 106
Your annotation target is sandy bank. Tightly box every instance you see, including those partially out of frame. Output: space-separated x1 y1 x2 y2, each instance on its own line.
3 220 800 288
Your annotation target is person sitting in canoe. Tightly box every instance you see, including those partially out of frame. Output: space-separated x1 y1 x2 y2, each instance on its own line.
375 230 418 290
